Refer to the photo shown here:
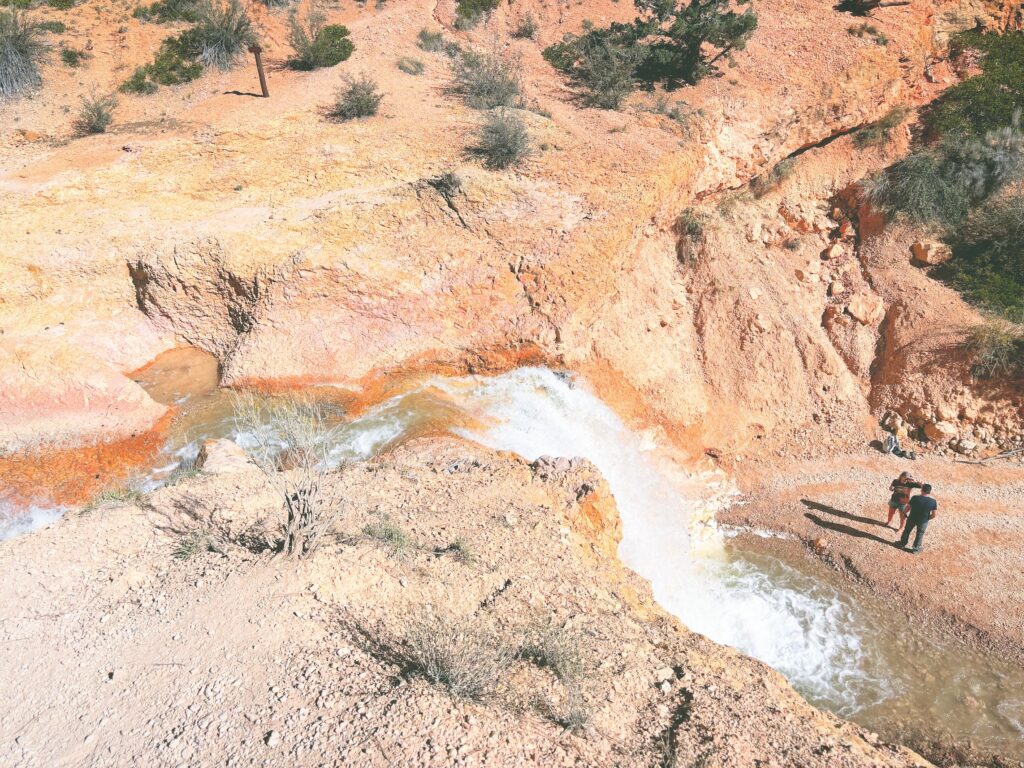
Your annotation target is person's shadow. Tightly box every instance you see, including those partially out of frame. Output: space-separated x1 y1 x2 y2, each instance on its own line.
801 499 889 528
800 499 900 547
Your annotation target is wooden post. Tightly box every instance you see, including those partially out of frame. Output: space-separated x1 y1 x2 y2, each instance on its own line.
249 43 269 98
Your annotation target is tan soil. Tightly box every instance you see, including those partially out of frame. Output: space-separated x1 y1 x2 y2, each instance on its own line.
0 438 930 767
722 451 1024 666
3 0 1024 763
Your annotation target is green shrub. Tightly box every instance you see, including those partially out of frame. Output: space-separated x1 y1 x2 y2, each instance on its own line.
544 29 640 109
82 486 147 512
47 0 76 9
511 12 537 39
416 27 443 52
397 55 423 75
475 109 530 169
924 31 1024 141
0 0 32 9
60 45 85 66
847 22 887 45
38 20 66 33
119 66 158 93
0 9 47 98
944 195 1024 319
750 156 796 197
362 513 414 557
963 317 1024 378
75 92 117 135
190 0 253 70
453 48 521 109
455 0 497 28
520 622 584 683
173 529 214 559
544 0 756 102
287 8 353 70
133 0 200 23
329 73 382 120
867 116 1024 227
853 104 908 148
118 29 204 93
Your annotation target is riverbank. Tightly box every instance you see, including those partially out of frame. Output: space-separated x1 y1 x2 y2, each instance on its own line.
0 438 927 768
724 452 1024 668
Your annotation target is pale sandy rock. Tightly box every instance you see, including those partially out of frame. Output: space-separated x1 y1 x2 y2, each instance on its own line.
924 420 958 442
196 439 253 474
911 241 952 266
847 293 885 325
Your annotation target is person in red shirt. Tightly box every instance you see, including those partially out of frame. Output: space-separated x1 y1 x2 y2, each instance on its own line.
886 471 923 530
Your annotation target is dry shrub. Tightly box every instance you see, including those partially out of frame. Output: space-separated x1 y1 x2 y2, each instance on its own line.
233 393 346 558
404 609 516 700
964 317 1024 378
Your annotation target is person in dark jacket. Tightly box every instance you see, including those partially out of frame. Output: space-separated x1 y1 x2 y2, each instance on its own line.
899 484 937 553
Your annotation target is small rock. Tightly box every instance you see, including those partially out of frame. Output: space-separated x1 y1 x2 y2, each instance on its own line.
924 420 958 443
828 281 844 296
822 242 844 260
910 241 952 266
846 293 884 325
655 667 674 683
264 731 281 747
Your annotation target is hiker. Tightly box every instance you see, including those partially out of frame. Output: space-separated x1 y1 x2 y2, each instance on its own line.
886 471 922 530
899 484 937 553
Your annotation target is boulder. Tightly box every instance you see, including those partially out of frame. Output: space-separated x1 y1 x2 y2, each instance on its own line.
828 281 845 296
846 293 884 325
911 241 952 266
196 439 254 474
924 420 958 443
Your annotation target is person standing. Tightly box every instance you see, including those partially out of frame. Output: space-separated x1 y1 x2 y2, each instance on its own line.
899 484 937 553
887 472 922 530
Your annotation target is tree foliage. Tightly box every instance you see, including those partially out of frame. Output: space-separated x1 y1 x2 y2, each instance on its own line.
544 0 756 107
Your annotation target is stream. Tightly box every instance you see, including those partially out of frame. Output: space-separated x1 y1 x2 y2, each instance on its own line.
1 351 1022 758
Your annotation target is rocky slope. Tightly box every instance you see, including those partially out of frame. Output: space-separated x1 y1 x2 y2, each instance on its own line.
0 438 930 767
2 0 1019 466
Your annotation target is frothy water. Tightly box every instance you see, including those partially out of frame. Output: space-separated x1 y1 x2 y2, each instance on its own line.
429 368 1024 754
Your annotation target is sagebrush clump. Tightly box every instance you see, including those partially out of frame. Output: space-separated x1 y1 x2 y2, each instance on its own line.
329 74 383 120
233 393 347 558
397 56 423 75
453 49 521 109
403 610 516 700
964 317 1024 378
853 105 908 148
362 513 414 557
191 0 254 70
867 114 1024 228
0 9 46 98
416 27 444 52
74 92 117 135
475 109 530 169
287 7 353 70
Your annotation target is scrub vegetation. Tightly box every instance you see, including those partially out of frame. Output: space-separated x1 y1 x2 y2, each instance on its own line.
329 74 383 120
287 6 353 71
0 9 46 98
543 0 757 108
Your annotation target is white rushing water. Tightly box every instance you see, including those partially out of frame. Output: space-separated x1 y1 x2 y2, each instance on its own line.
430 367 891 714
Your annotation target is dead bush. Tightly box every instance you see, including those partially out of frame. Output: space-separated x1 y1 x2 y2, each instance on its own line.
233 393 346 558
403 609 516 700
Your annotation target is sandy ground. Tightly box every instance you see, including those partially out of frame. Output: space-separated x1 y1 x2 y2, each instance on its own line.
723 450 1024 666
